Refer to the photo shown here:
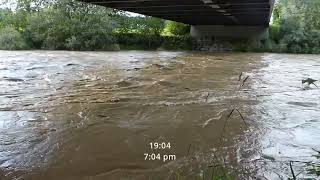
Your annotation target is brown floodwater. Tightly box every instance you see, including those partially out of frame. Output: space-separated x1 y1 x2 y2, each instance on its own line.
0 51 319 180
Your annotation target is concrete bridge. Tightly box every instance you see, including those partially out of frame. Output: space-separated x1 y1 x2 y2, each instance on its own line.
81 0 274 49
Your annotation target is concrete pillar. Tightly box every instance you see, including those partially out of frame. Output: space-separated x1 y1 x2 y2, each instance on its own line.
190 25 268 40
190 25 269 51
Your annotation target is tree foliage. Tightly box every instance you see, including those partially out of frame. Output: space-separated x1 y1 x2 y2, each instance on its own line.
269 0 320 53
0 26 27 50
0 0 190 51
114 14 165 36
163 21 190 36
22 0 117 50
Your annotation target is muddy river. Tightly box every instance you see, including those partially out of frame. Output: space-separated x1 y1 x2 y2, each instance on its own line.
0 51 319 179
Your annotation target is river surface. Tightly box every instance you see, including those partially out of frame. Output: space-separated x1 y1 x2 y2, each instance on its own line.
0 51 319 180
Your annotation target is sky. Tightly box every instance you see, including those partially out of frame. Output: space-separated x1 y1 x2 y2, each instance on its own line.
0 0 142 17
0 0 16 10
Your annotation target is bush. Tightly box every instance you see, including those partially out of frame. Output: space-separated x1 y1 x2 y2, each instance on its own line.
161 35 192 50
163 21 190 36
269 24 280 43
26 3 117 51
65 36 81 50
114 32 193 50
115 32 163 50
267 0 320 54
0 26 27 50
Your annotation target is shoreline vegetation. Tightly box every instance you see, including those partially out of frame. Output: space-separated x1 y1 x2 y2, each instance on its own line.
0 0 320 53
0 0 192 51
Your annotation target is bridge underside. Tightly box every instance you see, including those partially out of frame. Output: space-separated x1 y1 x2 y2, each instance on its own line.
81 0 273 50
81 0 272 26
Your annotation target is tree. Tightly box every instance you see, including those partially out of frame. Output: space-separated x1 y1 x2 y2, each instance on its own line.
0 26 27 50
114 14 165 36
25 0 116 50
163 21 190 36
271 0 320 53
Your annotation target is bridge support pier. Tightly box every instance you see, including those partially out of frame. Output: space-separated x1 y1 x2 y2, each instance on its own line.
190 25 268 51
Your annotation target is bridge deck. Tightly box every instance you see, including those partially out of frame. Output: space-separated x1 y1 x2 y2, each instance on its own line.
81 0 272 26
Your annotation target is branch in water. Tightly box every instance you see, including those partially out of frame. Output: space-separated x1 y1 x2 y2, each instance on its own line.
219 109 235 147
289 161 296 180
227 109 235 119
235 109 248 127
187 144 192 156
238 72 243 81
205 92 210 102
312 148 320 153
241 76 249 86
312 82 318 88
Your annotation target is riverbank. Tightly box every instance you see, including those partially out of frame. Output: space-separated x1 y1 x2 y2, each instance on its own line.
1 24 319 54
1 0 320 54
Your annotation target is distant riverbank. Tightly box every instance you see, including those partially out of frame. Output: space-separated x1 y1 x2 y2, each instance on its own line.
1 0 320 54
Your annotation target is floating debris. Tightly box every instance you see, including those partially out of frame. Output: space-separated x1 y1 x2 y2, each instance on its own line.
150 63 171 70
238 72 243 81
97 114 110 118
116 80 132 87
26 66 44 70
241 76 249 86
152 63 165 68
262 154 276 161
302 78 318 88
205 92 210 102
109 97 120 103
66 63 78 66
1 77 24 82
126 67 142 71
157 80 175 87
